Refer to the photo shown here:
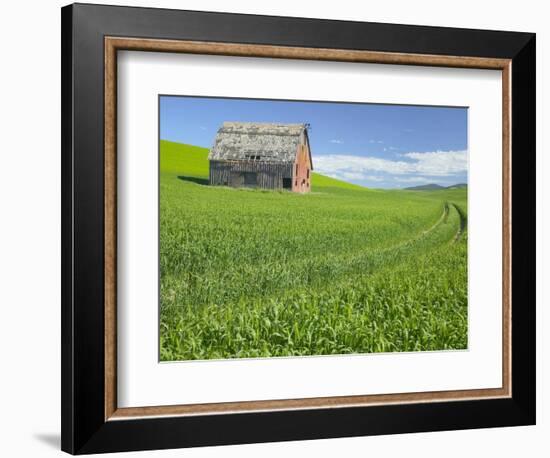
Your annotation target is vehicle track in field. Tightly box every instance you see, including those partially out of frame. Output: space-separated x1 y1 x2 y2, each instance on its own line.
379 202 450 253
450 203 467 242
370 200 464 259
297 202 458 289
184 201 464 305
340 201 452 261
420 202 449 236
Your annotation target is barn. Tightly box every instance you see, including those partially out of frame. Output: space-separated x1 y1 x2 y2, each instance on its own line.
208 122 313 193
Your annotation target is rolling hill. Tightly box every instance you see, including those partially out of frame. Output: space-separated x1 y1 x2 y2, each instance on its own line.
159 140 468 361
405 183 467 191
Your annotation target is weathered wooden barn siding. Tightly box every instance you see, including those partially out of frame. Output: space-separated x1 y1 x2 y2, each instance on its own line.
208 122 313 193
210 160 293 190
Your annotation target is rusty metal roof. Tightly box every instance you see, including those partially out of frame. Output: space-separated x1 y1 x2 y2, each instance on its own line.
208 122 308 163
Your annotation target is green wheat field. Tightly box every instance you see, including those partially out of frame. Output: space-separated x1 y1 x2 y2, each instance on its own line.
160 140 468 361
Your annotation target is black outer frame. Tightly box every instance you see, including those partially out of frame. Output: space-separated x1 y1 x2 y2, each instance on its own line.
61 3 536 454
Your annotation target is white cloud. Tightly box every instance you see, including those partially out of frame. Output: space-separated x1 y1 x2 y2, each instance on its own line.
329 139 344 144
403 151 467 176
333 171 366 180
314 150 467 179
322 171 385 183
366 175 385 182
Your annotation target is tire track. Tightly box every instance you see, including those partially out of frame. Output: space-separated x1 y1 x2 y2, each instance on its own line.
450 203 467 242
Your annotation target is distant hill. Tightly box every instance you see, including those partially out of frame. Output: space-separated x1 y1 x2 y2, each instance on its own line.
404 183 445 191
446 183 467 189
405 183 467 191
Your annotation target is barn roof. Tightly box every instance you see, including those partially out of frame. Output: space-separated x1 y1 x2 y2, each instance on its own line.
208 122 310 164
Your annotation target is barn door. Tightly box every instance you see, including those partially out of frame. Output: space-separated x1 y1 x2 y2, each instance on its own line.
243 172 257 187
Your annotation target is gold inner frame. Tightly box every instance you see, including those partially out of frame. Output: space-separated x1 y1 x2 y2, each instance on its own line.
104 37 512 421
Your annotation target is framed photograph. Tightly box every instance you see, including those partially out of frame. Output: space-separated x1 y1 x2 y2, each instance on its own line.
61 3 536 454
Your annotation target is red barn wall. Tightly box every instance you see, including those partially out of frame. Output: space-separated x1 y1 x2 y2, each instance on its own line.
292 139 312 193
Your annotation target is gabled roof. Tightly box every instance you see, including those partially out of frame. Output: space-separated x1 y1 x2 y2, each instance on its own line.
208 122 309 163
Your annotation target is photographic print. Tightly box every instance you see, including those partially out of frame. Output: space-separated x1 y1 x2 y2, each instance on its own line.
159 95 468 362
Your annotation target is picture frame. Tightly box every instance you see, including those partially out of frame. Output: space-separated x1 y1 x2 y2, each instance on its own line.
61 3 536 454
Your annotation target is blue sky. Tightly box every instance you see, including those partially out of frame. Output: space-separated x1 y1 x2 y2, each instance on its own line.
160 95 468 189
